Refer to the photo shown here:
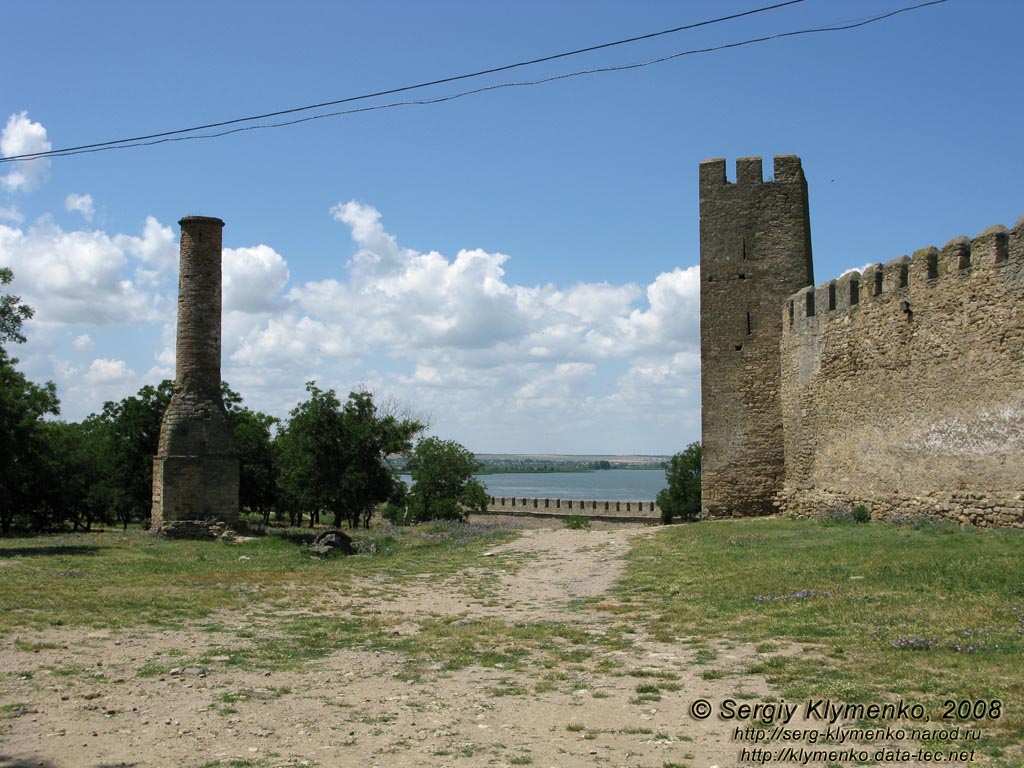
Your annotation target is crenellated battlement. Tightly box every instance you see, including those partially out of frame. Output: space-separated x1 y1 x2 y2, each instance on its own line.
699 155 806 190
783 216 1024 337
701 154 1022 527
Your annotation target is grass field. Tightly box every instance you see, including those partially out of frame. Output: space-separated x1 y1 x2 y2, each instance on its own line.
604 517 1024 759
0 516 1021 763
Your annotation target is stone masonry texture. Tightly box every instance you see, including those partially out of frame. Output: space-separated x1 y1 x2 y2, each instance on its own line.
779 215 1024 528
699 156 814 518
151 216 239 529
700 155 1023 528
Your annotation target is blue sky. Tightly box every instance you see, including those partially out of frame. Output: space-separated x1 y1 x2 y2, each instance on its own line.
1 0 1021 455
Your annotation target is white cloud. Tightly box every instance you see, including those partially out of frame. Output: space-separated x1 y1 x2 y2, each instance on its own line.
231 314 351 369
1 112 51 192
248 201 703 451
223 244 290 313
84 357 135 385
0 206 23 224
559 281 642 324
0 218 172 326
9 197 702 453
330 200 410 275
119 216 177 287
65 193 95 221
840 262 878 278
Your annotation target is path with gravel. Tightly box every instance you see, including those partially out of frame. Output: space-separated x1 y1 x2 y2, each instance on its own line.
0 525 798 768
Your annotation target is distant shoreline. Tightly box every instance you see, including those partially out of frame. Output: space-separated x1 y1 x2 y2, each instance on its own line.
475 466 667 475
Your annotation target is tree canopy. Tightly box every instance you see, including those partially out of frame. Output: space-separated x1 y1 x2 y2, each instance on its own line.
275 383 424 529
405 437 486 523
0 268 60 533
0 266 456 535
656 442 702 524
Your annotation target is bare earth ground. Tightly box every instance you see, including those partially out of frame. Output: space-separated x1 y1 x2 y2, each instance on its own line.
0 523 801 768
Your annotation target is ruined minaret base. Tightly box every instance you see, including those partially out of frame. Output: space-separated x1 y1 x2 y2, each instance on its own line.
151 215 239 538
151 392 239 535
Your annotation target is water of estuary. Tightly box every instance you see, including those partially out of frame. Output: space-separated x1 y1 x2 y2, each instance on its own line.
400 469 667 502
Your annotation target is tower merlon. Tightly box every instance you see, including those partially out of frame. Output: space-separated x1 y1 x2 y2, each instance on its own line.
940 235 971 274
773 155 804 183
972 224 1010 268
736 156 763 185
835 270 860 311
909 246 939 284
699 158 728 188
882 255 911 294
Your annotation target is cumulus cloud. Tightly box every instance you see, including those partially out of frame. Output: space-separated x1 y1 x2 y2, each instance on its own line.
65 193 95 221
232 200 703 450
0 206 23 224
1 112 51 192
121 216 177 287
11 196 702 452
223 244 290 313
0 217 173 326
83 357 135 385
231 314 351 369
330 200 410 275
282 202 699 372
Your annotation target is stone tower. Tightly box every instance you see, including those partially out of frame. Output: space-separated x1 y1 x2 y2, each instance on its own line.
151 216 239 530
699 156 813 517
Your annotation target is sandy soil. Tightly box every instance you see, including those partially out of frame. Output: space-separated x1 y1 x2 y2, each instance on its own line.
0 524 801 768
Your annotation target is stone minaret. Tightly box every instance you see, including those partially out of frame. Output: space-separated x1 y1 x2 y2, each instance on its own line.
151 216 239 530
699 156 814 518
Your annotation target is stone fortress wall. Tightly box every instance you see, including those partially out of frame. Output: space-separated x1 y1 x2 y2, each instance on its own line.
700 156 1023 528
779 216 1024 528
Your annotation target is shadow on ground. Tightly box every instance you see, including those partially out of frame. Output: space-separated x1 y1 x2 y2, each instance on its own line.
0 545 102 559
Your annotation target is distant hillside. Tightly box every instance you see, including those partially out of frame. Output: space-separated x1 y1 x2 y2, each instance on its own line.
388 453 669 473
475 453 668 465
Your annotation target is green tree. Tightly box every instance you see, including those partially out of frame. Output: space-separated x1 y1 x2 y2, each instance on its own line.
407 437 482 523
0 268 60 533
460 477 491 516
275 383 423 529
223 386 279 524
40 419 115 532
656 442 702 524
0 356 60 533
95 380 173 529
0 267 33 346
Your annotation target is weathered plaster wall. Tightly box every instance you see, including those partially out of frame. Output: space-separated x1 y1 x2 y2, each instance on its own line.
779 219 1024 527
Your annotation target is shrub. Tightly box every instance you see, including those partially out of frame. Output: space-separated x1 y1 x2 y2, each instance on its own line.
656 443 701 524
563 515 591 530
820 505 871 525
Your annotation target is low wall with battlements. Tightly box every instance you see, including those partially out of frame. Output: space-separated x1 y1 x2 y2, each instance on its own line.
778 217 1024 528
483 497 660 522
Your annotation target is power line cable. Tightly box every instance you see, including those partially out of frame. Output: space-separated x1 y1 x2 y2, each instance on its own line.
2 0 808 163
3 0 947 163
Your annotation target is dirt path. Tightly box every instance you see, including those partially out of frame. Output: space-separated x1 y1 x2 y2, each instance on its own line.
0 525 794 768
